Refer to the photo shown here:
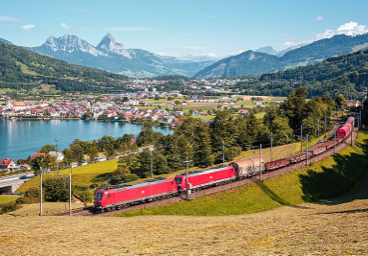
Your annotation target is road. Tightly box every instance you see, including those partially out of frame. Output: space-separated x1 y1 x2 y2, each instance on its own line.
0 172 34 187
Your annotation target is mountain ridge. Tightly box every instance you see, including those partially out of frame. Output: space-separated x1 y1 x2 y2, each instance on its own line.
195 33 368 79
30 34 215 78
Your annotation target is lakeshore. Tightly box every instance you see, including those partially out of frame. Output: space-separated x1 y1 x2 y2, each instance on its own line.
0 119 172 160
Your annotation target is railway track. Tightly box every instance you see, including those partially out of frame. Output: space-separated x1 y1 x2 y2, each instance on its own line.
50 130 358 217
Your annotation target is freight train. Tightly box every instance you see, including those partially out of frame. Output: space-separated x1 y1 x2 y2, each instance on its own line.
94 116 355 212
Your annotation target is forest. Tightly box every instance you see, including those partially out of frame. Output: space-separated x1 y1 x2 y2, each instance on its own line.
234 50 368 99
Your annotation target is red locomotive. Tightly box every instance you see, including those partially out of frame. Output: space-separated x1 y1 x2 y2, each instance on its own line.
94 177 177 211
94 117 355 212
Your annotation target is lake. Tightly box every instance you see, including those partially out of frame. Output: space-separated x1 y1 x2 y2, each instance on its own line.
0 120 172 160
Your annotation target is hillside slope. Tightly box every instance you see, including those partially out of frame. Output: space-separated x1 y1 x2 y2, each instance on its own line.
195 33 368 78
0 41 128 92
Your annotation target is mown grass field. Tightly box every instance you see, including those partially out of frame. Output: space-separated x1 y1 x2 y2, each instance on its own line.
114 131 368 217
7 202 86 217
1 176 368 255
16 159 119 193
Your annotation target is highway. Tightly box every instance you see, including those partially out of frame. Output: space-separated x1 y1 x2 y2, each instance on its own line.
0 172 34 187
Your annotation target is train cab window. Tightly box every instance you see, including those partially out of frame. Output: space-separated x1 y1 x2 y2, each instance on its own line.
95 193 103 199
107 194 111 198
174 177 182 183
171 181 174 185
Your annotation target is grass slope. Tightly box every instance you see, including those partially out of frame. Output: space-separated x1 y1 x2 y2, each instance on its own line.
0 195 19 204
16 159 119 193
114 132 368 217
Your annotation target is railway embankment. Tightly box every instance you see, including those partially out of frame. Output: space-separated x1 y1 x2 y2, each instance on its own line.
113 131 368 217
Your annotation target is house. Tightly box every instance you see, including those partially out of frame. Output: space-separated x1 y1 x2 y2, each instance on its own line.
48 151 65 161
346 100 360 108
13 102 27 111
31 153 46 160
237 109 249 116
0 159 19 171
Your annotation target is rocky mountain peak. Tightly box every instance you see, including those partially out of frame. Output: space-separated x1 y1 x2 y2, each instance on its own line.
97 33 131 58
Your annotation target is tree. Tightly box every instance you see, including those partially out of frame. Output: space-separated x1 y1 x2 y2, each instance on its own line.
39 144 57 153
110 163 139 185
43 177 70 202
269 116 293 145
70 144 84 164
280 86 309 129
335 94 347 109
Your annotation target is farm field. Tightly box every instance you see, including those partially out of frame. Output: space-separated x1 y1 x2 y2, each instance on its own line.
1 172 368 255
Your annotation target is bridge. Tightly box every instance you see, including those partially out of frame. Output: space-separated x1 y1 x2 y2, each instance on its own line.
0 172 34 194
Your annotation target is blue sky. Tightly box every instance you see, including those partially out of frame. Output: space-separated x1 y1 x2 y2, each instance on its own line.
1 0 368 57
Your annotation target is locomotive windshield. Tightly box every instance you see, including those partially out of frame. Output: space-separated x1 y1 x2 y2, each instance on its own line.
95 193 103 199
174 177 182 183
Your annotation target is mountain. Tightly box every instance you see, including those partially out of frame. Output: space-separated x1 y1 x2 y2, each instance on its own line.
0 40 127 92
30 34 215 78
194 50 280 79
255 46 277 55
0 38 12 44
195 33 368 79
236 49 368 98
276 44 307 57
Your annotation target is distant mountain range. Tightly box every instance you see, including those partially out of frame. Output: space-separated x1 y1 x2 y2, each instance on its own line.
30 34 216 78
194 33 368 79
0 40 127 92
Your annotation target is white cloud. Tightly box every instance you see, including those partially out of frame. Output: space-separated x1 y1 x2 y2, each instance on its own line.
316 21 368 40
0 15 21 22
282 41 295 46
314 16 323 21
61 23 71 29
20 24 35 30
107 27 155 31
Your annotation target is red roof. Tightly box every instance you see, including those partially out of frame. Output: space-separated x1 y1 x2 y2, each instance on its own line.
31 153 46 160
0 159 15 167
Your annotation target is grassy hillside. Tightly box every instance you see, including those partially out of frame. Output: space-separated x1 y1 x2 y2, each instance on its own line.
115 131 368 217
16 159 119 193
0 41 127 92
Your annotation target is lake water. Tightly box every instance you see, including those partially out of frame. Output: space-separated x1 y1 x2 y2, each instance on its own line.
0 120 172 160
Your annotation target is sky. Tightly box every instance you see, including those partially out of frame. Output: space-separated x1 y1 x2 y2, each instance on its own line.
1 0 368 58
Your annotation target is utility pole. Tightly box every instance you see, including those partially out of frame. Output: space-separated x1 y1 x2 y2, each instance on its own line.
251 99 254 114
184 157 192 198
69 174 72 216
359 111 362 130
270 132 273 162
317 120 320 143
300 124 303 152
259 144 262 182
334 126 337 153
306 134 309 166
324 116 327 138
150 149 153 179
351 126 353 147
222 141 225 165
39 168 43 216
55 139 59 174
